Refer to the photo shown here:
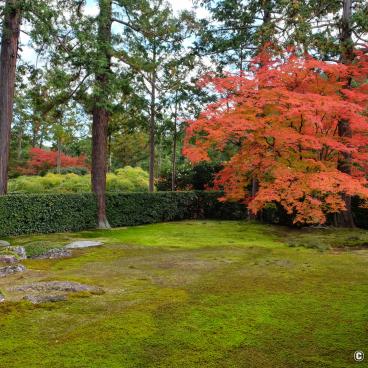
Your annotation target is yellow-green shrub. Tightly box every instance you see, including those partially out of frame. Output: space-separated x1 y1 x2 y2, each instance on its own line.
8 166 150 193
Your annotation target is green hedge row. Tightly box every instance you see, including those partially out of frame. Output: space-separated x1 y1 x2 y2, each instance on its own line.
0 193 97 236
0 191 248 237
1 191 365 237
106 192 200 227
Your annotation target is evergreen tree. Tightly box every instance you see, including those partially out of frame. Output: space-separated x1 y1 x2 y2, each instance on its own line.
0 0 21 194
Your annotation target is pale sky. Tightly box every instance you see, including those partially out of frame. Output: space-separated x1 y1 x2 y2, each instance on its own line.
83 0 200 16
21 0 206 64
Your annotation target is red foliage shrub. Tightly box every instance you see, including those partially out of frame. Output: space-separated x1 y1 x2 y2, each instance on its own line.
18 148 88 175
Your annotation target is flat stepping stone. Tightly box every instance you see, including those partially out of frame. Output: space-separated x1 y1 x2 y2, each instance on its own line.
0 240 10 247
23 294 67 304
0 255 18 264
65 241 103 249
8 246 27 260
0 293 4 302
14 281 103 294
0 264 26 278
32 248 72 260
12 282 104 304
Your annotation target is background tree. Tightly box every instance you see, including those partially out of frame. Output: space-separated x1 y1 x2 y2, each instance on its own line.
3 0 366 229
160 57 212 191
28 0 140 227
0 0 73 192
114 0 196 192
0 0 21 194
184 48 368 225
298 0 368 226
90 0 113 228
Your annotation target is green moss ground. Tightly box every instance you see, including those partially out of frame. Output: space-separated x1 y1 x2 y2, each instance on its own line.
0 221 367 367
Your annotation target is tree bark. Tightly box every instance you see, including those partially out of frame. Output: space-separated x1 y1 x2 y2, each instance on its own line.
56 138 62 174
92 107 110 228
248 177 259 220
32 121 39 147
17 128 22 160
148 43 157 193
0 0 21 195
92 0 112 229
107 132 112 172
171 94 178 191
247 0 271 217
336 0 355 227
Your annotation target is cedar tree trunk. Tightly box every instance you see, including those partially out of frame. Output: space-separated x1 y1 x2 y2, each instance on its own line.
336 0 355 227
0 0 21 195
171 93 178 191
92 0 112 228
148 42 157 193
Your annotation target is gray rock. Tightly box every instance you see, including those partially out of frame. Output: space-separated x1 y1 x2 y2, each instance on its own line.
0 240 10 247
65 241 103 249
0 264 26 277
32 248 72 260
10 246 27 260
14 281 103 294
0 293 4 302
0 255 18 264
274 259 294 267
23 294 67 304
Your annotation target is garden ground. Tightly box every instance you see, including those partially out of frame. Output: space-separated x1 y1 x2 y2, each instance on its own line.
0 221 367 368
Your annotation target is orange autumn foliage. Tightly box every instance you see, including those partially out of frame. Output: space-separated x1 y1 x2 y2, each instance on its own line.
183 48 368 224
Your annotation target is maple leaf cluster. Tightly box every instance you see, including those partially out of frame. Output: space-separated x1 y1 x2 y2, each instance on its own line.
183 48 368 224
18 148 88 175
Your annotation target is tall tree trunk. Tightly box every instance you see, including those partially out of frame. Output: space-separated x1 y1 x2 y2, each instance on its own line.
262 0 271 26
92 0 112 229
56 138 62 174
336 0 355 227
148 43 157 193
92 107 110 228
16 124 23 160
157 139 162 178
107 132 112 172
171 94 178 192
239 46 244 77
248 0 271 218
0 0 21 195
32 121 38 147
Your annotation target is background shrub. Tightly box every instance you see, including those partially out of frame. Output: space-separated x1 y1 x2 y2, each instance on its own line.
48 167 89 175
107 167 149 192
8 166 150 194
157 162 222 191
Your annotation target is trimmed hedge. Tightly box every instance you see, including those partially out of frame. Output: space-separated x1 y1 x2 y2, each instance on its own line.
106 192 200 227
0 193 97 236
1 191 365 237
0 191 248 237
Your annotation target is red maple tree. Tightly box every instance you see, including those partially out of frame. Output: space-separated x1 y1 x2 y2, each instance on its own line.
19 148 88 175
184 48 368 224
